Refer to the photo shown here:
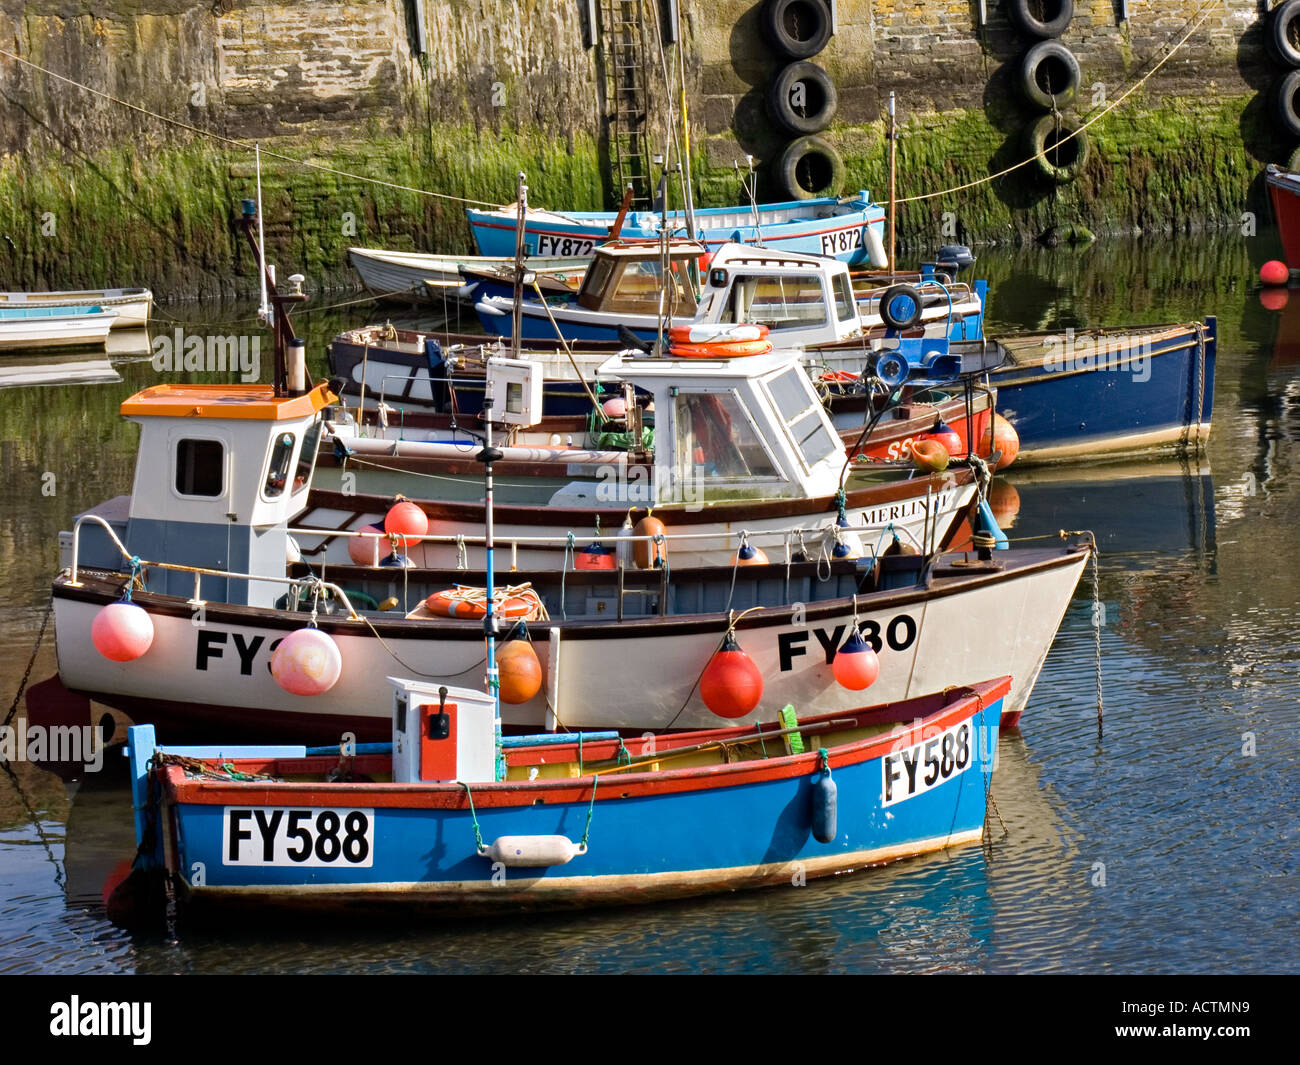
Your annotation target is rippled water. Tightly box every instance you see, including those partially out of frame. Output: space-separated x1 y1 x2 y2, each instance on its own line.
1 231 1297 974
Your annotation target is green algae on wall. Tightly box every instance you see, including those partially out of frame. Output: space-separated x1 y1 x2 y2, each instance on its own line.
0 126 605 299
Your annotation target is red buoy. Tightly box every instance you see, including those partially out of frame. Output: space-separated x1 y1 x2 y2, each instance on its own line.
921 419 963 458
384 499 429 550
700 634 763 718
1260 260 1289 287
633 514 667 569
575 542 616 570
601 396 628 419
1261 287 1290 311
91 602 155 662
496 639 543 704
831 631 880 691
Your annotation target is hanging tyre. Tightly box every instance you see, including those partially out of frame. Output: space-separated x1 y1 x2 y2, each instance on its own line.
1006 0 1073 40
772 135 846 199
761 0 833 60
1025 115 1090 183
1275 70 1300 138
767 61 838 135
1271 0 1300 67
1020 41 1080 111
879 284 923 330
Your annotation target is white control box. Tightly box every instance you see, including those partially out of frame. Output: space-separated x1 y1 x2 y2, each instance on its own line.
485 356 543 427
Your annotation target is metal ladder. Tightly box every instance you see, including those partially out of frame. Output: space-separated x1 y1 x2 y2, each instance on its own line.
603 0 652 208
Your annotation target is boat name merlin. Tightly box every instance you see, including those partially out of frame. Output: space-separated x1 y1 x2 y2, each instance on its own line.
1042 329 1152 382
151 327 261 382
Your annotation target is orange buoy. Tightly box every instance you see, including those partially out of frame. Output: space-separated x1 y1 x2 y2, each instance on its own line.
384 498 429 549
699 634 764 719
632 514 667 569
348 523 391 566
496 639 543 705
910 438 950 473
920 418 963 458
668 323 768 345
832 631 880 691
731 541 769 566
426 588 538 620
91 602 155 662
981 414 1020 470
669 339 774 359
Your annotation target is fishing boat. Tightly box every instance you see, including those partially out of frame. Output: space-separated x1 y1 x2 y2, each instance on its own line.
115 676 1008 917
348 247 588 305
1265 164 1300 271
470 242 986 345
467 191 888 265
0 304 118 350
0 287 152 328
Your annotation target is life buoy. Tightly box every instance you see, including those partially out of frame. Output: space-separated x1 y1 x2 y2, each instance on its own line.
1275 70 1300 138
669 339 775 358
1020 40 1081 112
879 284 923 330
761 0 833 60
766 61 838 135
1025 115 1090 183
425 586 540 620
772 135 845 200
1271 0 1300 67
1006 0 1073 39
668 323 769 344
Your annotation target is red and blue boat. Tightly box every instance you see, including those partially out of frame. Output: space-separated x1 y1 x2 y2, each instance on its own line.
118 676 1008 915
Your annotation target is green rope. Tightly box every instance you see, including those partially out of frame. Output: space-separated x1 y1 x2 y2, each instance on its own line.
818 747 830 773
615 738 631 765
460 782 485 853
579 776 599 848
121 556 143 603
560 532 575 620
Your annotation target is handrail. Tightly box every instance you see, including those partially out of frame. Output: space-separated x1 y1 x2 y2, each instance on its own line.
67 515 362 619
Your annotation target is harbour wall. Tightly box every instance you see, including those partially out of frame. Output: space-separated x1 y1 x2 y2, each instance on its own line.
0 0 1288 297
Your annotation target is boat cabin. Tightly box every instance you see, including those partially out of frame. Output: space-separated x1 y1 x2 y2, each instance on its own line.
574 241 706 318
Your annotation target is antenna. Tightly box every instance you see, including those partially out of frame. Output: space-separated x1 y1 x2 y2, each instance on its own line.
256 144 270 325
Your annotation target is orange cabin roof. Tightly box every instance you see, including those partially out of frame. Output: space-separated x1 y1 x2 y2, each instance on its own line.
120 382 335 421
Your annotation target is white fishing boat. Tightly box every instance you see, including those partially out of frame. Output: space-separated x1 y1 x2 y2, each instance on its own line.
0 287 152 328
348 247 589 304
0 305 118 350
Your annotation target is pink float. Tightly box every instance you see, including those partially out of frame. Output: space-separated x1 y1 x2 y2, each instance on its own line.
271 628 343 696
91 602 155 662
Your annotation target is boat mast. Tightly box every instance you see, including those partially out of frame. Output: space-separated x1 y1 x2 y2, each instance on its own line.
511 172 528 358
888 93 897 274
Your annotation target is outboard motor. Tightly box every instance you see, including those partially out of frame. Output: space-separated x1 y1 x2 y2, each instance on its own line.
936 244 977 273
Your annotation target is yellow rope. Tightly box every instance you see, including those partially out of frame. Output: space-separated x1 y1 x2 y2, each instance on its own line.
896 0 1223 204
0 45 496 207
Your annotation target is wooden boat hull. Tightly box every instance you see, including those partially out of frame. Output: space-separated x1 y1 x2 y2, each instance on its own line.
980 320 1216 463
467 192 886 264
52 543 1089 741
347 248 588 304
138 680 1007 912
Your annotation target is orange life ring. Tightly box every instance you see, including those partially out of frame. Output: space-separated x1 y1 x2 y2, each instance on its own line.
425 587 538 620
669 340 774 358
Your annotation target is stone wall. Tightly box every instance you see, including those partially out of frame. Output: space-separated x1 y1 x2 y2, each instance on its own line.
0 0 1287 295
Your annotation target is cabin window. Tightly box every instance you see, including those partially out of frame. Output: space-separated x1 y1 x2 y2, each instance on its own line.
765 367 840 470
262 432 297 499
834 274 857 322
675 391 779 480
606 259 698 315
291 421 322 496
726 274 828 330
174 439 224 498
577 256 615 310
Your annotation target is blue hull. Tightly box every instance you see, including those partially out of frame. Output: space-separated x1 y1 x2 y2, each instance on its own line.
468 193 885 264
141 692 1004 911
989 319 1216 462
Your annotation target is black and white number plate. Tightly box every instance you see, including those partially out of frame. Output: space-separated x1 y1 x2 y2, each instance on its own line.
222 807 374 867
881 721 973 807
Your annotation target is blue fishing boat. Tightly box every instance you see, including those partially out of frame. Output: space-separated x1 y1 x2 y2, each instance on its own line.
467 191 887 265
116 676 1007 916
